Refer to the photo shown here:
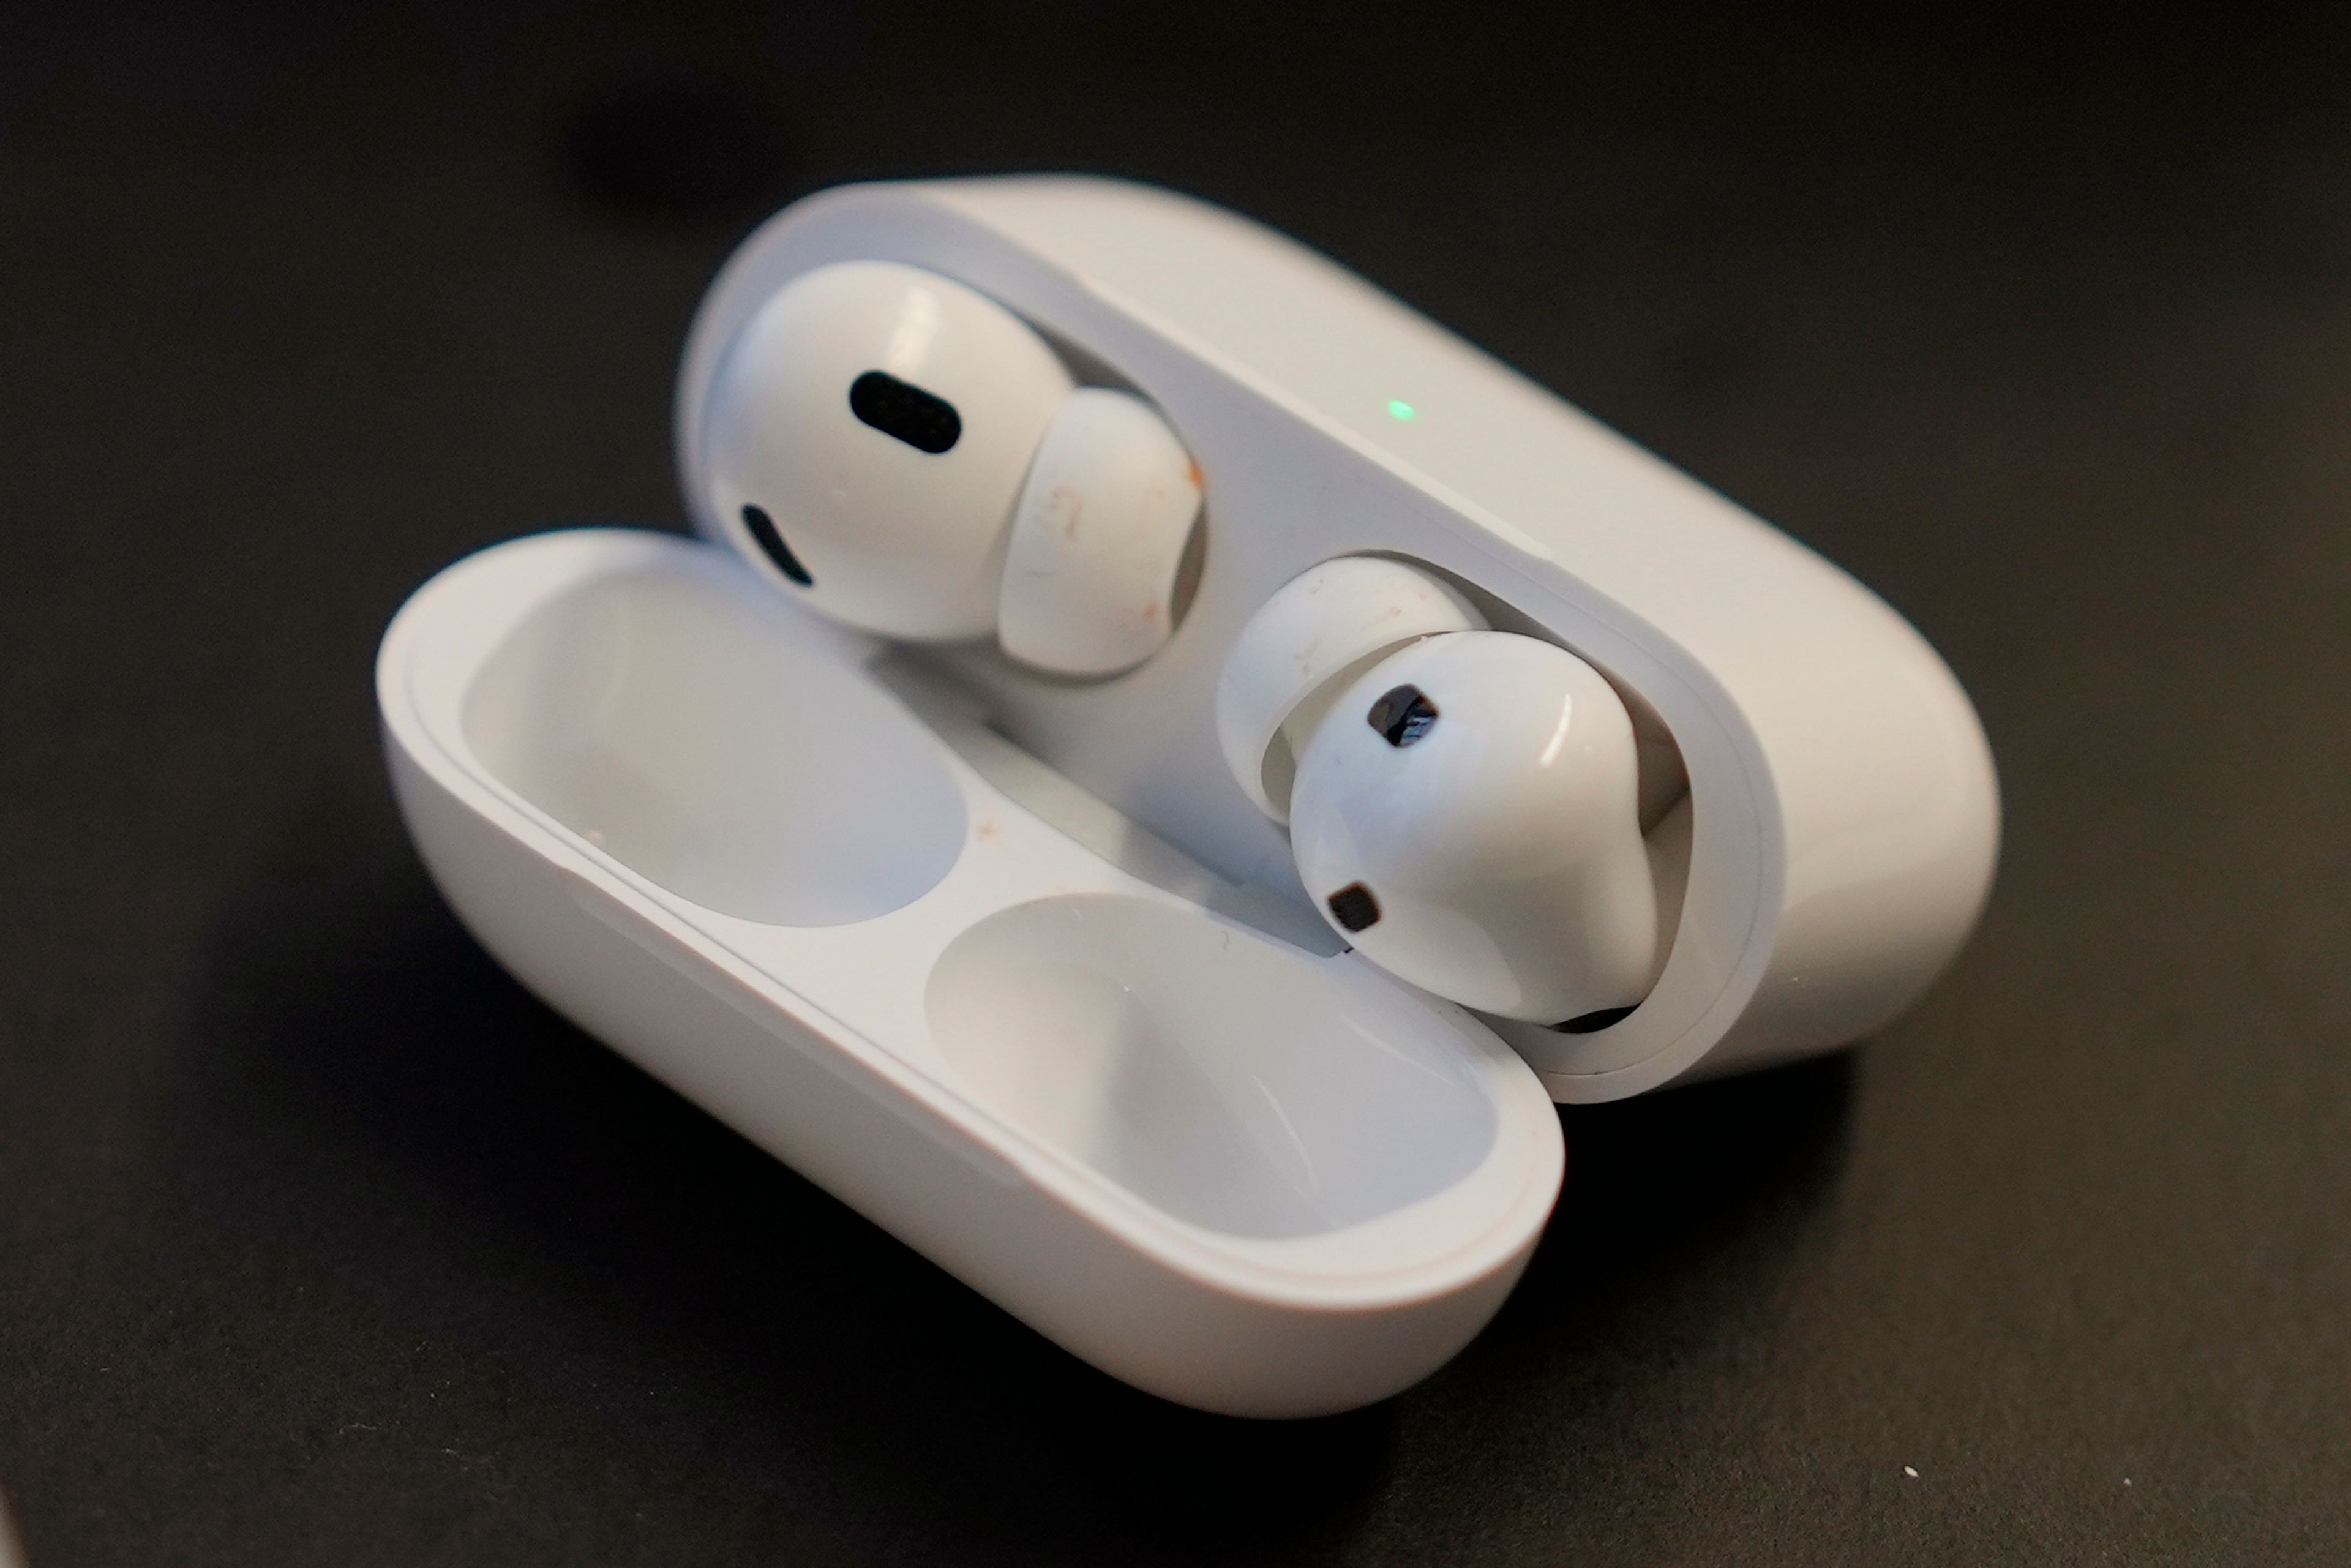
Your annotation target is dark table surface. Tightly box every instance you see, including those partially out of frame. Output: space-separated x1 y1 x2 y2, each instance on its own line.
6 4 2349 1563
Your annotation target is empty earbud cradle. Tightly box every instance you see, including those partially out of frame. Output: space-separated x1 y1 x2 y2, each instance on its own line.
381 176 1999 1416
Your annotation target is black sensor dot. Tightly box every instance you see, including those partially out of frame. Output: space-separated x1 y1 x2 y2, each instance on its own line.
740 505 812 585
1327 882 1382 933
1367 684 1439 746
849 370 961 454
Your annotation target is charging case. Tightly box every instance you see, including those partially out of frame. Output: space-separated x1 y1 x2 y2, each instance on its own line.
377 176 1998 1417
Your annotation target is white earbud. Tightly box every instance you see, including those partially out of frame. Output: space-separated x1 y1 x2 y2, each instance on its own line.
1218 561 1668 1024
1213 556 1486 821
701 260 1200 675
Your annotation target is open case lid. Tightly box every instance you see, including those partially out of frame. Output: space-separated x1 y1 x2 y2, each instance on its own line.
378 526 1566 1418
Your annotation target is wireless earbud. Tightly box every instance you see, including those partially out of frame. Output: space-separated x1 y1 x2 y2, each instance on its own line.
701 260 1201 676
1219 560 1666 1024
1213 555 1487 821
1288 631 1663 1022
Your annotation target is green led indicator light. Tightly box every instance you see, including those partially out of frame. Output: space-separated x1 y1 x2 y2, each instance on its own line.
1385 399 1418 422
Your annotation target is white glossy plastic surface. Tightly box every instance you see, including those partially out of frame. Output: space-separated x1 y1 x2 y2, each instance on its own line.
675 178 2001 1099
928 895 1494 1237
1289 631 1660 1022
1213 556 1487 821
463 567 966 925
998 387 1201 676
380 528 1565 1417
702 260 1073 638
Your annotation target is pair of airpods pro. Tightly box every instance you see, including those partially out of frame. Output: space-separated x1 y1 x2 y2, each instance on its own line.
705 260 1670 1028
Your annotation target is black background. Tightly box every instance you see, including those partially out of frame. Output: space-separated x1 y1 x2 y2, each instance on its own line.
5 3 2350 1563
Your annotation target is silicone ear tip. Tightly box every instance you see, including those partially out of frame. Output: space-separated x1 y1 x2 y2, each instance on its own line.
1213 558 1486 821
998 388 1202 677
